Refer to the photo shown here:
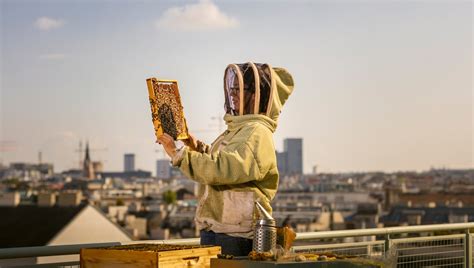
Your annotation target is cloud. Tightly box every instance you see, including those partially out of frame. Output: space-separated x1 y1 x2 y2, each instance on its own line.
34 17 64 31
39 53 66 60
155 0 239 31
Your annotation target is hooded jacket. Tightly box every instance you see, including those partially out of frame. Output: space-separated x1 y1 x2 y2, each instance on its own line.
172 62 294 238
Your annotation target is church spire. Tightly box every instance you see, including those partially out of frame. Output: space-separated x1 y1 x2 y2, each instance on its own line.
83 140 95 179
85 141 91 162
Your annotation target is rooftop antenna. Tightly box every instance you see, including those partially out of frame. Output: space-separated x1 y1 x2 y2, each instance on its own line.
76 140 83 169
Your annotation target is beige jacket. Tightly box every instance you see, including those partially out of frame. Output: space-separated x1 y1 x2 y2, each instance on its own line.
173 63 294 238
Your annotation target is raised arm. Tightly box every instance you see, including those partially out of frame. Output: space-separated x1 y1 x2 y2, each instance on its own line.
172 126 276 185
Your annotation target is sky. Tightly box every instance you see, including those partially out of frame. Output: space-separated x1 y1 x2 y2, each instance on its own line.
0 0 472 175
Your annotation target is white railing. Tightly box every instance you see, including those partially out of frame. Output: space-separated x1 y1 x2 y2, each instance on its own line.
1 222 473 267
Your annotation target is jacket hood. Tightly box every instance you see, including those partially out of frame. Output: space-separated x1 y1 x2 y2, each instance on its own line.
267 66 295 122
223 62 294 130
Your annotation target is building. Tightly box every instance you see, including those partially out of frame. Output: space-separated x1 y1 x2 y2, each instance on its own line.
345 203 381 230
124 154 135 172
0 204 132 266
156 159 171 179
381 205 474 227
83 142 95 179
38 193 56 207
58 191 83 207
2 163 53 180
92 161 103 173
272 205 345 232
284 138 303 175
0 192 20 207
276 138 303 175
398 192 474 208
272 191 378 215
276 151 288 175
98 170 152 180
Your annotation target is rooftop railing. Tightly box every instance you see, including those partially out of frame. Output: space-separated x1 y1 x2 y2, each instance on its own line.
1 222 473 267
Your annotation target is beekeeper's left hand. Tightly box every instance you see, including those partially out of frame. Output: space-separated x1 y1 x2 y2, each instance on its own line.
157 133 177 158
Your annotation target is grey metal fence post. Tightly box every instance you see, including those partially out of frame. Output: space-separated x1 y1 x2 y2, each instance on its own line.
384 234 391 254
466 228 472 268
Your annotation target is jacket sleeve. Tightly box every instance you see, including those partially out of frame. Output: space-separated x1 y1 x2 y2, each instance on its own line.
173 127 275 185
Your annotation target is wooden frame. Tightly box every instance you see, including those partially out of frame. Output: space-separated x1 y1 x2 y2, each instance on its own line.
146 78 189 141
80 244 221 268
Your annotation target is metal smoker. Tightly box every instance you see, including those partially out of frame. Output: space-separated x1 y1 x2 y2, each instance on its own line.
252 201 277 253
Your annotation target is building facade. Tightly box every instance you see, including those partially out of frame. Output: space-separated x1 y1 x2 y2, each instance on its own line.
124 154 135 172
156 159 171 179
284 138 303 175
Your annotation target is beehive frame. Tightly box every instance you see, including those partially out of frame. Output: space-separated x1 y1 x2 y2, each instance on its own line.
146 78 189 141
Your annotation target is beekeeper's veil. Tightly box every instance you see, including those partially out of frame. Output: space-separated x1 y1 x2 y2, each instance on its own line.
224 62 294 121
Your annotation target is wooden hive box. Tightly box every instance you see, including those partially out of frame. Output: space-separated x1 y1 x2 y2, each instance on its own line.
80 244 221 268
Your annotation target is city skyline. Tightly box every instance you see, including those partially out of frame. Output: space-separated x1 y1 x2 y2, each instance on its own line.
1 0 472 174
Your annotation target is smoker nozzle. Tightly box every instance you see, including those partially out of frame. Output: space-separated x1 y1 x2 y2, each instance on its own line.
255 201 274 220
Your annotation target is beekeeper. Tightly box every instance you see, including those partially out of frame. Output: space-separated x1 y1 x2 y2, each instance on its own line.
157 62 294 256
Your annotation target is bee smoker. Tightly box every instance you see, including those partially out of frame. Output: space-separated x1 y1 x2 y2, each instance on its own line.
252 201 277 253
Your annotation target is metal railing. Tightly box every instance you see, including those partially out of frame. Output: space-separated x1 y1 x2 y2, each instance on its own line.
293 223 474 268
1 222 473 268
394 234 466 267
